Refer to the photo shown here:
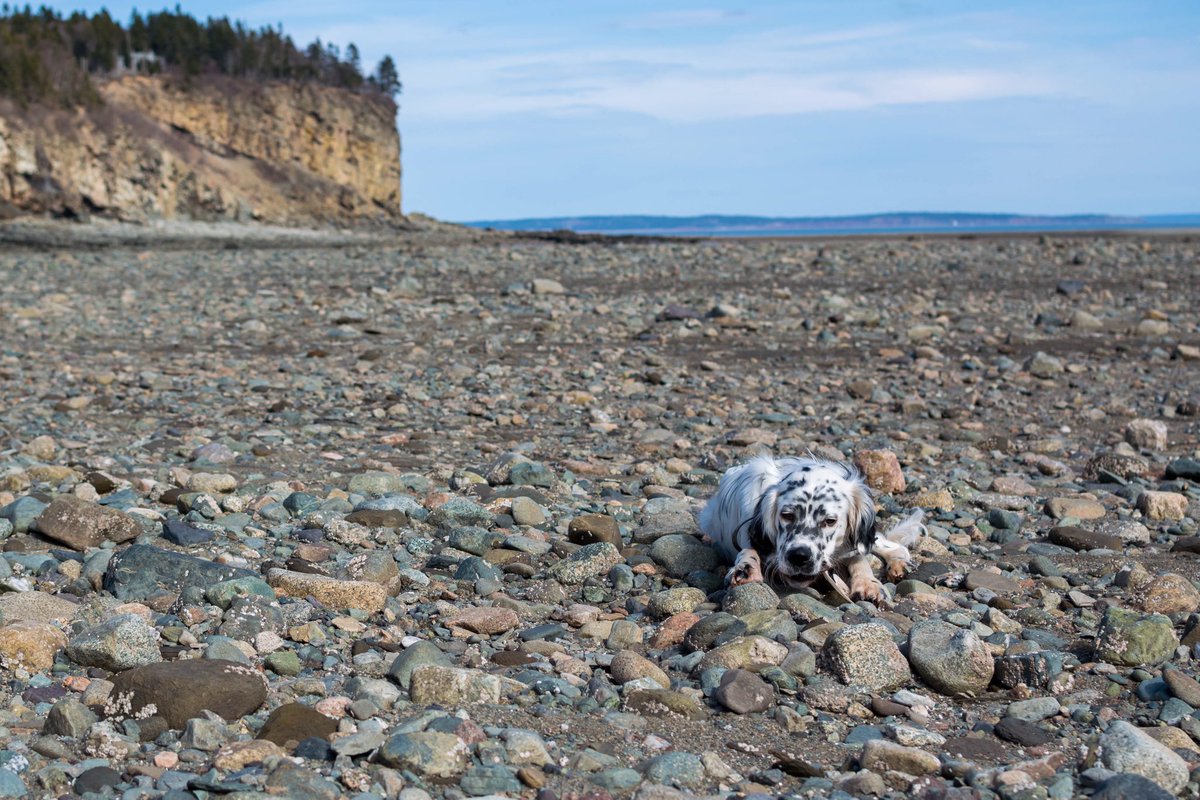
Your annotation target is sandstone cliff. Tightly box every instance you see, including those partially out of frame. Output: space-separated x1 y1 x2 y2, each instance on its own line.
0 75 401 225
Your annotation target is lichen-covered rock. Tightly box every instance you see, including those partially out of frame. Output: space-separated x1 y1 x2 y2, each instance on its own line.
1096 607 1179 667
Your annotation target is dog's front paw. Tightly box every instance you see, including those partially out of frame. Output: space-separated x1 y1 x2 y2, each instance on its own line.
885 558 910 583
849 575 885 604
726 561 763 587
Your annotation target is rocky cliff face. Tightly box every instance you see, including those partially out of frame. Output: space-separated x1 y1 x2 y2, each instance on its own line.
0 75 401 225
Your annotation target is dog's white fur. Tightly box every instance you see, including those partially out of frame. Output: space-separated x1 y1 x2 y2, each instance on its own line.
699 455 924 602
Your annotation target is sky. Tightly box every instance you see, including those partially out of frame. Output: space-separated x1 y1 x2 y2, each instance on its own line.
64 1 1200 221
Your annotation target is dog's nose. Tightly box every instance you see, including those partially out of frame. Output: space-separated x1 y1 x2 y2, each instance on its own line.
786 548 818 573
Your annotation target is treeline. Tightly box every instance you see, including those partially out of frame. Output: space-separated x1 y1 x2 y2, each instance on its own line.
0 5 401 108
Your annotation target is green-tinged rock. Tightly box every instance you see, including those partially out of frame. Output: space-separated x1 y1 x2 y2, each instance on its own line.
374 731 469 778
1096 607 1179 667
206 576 276 610
387 640 452 689
266 650 301 676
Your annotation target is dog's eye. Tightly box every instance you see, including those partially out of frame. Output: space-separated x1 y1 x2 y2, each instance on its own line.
779 510 796 522
822 517 838 528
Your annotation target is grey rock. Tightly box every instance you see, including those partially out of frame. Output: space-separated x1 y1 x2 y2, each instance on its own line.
907 619 993 695
104 544 257 601
43 697 97 737
548 542 623 584
721 582 780 615
713 669 773 714
1098 720 1188 795
821 623 910 691
66 612 160 671
649 534 721 578
387 641 453 689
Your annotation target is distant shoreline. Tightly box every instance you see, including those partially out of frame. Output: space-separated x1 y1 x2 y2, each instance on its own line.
465 212 1200 239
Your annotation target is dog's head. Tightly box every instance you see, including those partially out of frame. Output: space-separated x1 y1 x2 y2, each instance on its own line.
749 461 876 583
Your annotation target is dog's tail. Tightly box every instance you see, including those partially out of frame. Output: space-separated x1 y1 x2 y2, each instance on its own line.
871 508 926 573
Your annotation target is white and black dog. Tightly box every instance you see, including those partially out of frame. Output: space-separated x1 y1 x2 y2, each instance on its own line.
699 456 925 603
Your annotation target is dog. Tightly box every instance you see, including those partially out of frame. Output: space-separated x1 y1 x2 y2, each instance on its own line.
698 455 925 603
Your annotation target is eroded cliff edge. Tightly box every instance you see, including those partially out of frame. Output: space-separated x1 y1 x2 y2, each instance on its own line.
0 75 402 226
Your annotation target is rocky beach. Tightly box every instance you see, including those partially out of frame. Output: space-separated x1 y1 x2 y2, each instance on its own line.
0 225 1198 800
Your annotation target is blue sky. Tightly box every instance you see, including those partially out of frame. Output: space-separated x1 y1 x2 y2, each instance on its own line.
67 1 1200 220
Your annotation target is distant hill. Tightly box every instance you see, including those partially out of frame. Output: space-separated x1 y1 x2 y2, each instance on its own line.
466 212 1200 237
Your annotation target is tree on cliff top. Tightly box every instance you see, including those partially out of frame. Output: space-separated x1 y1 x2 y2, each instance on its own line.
0 5 400 108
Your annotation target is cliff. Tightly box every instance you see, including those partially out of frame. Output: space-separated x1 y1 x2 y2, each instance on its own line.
0 75 401 226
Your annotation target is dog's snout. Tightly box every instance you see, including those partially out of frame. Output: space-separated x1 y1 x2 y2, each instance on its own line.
785 547 819 574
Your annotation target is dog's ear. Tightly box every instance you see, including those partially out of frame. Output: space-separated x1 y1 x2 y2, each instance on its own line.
746 485 781 550
846 480 877 555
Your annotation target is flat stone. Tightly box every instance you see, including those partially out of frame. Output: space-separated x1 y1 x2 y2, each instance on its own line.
1166 458 1200 482
447 606 519 634
1163 668 1200 707
33 496 141 550
161 518 215 546
1048 526 1122 552
859 739 940 775
375 731 469 778
697 636 788 673
106 659 267 729
620 690 707 723
212 739 288 771
1045 497 1106 520
964 571 1021 594
409 665 501 705
266 568 387 611
994 716 1053 746
821 623 910 691
258 702 338 747
0 591 78 625
105 544 257 601
904 489 955 512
